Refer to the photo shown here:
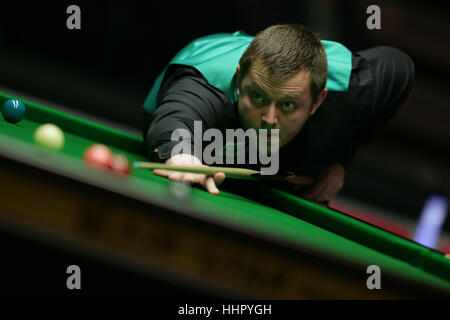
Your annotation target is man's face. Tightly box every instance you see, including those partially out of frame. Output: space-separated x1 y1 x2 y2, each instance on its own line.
237 62 320 152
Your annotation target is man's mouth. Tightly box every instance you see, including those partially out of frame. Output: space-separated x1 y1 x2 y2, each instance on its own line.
267 131 280 140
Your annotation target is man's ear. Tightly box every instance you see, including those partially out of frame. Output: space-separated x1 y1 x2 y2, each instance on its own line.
310 88 327 116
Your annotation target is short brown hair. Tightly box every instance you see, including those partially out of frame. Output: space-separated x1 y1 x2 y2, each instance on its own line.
238 24 327 103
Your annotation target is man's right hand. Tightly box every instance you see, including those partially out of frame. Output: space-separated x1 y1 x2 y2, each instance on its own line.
152 154 226 195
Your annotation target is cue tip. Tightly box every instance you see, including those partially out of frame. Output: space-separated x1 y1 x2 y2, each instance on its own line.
132 161 141 168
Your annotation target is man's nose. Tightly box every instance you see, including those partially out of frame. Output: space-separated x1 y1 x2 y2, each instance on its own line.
262 104 278 126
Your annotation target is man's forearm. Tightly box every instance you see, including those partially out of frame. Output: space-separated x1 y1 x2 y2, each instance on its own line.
143 66 235 163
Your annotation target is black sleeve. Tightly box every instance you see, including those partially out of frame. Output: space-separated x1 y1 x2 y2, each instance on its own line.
337 46 415 169
143 65 238 162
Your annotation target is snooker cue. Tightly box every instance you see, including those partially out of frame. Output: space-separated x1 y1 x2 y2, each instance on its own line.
133 161 315 185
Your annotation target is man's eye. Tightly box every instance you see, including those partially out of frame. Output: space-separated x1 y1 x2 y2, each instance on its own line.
250 92 264 102
281 102 294 110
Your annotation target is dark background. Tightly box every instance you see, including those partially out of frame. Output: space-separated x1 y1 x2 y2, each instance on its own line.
0 1 449 233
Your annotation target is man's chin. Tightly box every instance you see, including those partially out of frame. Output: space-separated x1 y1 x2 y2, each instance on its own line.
259 139 281 155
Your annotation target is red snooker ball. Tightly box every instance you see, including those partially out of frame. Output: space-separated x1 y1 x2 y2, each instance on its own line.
112 154 131 175
83 144 113 169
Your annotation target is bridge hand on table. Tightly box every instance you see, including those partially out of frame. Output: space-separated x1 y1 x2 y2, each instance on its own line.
152 153 226 195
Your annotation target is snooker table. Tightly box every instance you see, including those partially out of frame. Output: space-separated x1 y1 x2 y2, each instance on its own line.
0 91 449 299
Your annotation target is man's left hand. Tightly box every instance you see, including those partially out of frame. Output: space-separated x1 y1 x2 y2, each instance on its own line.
289 162 345 204
303 162 345 203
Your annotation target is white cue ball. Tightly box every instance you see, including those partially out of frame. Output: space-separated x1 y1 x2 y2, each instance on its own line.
34 123 65 150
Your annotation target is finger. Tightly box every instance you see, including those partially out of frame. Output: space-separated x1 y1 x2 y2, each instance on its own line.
168 171 185 181
317 188 338 203
286 175 315 186
204 176 219 195
213 172 226 186
317 191 332 203
182 172 202 184
153 169 173 177
303 183 326 199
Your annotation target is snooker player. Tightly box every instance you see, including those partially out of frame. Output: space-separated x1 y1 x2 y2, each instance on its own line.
142 24 415 203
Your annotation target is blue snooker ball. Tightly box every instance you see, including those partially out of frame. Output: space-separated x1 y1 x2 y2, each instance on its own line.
2 99 26 124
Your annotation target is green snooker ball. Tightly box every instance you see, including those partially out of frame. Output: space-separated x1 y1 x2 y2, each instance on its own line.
2 99 26 123
34 123 65 150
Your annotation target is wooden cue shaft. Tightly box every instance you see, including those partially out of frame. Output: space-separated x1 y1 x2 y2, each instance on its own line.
134 162 261 180
133 161 315 185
